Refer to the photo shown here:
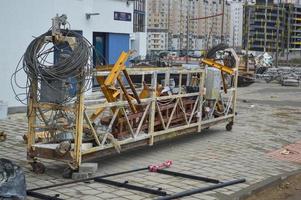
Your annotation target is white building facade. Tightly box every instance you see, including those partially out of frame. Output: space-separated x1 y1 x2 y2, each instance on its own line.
131 0 147 59
147 0 232 54
146 0 169 54
148 32 168 52
229 1 244 47
0 0 147 107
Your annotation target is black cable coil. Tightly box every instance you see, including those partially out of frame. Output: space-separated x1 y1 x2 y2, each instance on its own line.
12 29 94 104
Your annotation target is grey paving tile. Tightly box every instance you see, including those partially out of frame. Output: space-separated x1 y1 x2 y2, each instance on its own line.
2 83 301 200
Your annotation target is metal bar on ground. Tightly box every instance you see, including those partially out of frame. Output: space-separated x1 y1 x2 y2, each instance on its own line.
94 178 167 196
156 169 220 184
27 191 63 200
27 167 148 192
154 178 246 200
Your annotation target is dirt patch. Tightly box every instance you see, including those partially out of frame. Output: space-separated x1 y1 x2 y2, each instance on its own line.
246 173 301 200
273 111 301 117
271 109 301 125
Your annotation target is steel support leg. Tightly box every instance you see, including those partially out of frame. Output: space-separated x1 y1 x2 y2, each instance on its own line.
155 178 246 200
94 178 167 196
27 191 63 200
28 167 148 192
157 169 220 184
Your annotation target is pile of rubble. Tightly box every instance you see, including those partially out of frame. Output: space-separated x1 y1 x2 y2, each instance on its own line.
255 52 273 68
252 52 300 86
257 66 301 86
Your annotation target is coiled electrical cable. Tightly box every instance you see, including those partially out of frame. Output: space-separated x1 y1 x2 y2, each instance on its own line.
24 30 91 80
12 29 95 104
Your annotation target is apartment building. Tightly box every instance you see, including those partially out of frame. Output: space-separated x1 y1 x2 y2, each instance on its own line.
147 0 169 54
243 2 301 53
147 0 232 55
288 4 301 51
173 0 231 51
229 2 244 47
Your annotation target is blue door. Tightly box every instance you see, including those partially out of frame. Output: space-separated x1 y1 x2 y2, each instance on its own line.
107 33 130 64
93 32 107 66
92 32 130 87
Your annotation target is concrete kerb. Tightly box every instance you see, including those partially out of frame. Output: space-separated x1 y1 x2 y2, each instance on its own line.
223 168 301 200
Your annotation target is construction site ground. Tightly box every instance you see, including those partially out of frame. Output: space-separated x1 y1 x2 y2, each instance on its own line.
246 172 301 200
1 81 301 200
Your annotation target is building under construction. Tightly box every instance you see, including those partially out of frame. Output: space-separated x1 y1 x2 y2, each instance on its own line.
147 0 231 54
243 2 301 54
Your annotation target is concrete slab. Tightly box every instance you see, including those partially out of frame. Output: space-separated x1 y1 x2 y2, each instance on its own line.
79 163 98 174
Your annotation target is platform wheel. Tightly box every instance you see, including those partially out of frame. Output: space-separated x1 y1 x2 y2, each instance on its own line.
226 122 233 131
31 161 46 174
62 167 75 179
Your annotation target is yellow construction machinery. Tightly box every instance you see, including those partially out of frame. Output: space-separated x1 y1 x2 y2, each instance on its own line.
17 16 239 174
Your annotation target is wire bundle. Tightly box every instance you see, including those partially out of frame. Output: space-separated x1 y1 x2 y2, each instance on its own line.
12 29 94 104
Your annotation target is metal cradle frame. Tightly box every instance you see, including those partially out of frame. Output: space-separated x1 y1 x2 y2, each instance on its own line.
27 62 238 170
27 165 245 200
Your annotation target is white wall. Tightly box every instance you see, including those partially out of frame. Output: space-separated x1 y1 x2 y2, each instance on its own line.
131 32 147 59
0 0 133 107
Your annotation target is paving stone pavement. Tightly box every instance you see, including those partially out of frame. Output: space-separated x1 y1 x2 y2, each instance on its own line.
0 82 301 200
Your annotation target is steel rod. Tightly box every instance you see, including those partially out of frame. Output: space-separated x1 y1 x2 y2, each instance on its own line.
27 167 148 192
94 178 167 196
157 169 220 184
123 69 141 104
155 178 246 200
27 191 63 200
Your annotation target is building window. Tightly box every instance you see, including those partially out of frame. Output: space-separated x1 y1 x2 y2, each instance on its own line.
134 0 146 32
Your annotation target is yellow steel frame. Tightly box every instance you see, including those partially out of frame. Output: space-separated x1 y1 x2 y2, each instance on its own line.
91 51 141 122
201 58 234 75
27 51 239 171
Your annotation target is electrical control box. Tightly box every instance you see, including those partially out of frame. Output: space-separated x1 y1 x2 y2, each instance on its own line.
40 79 75 104
205 67 221 100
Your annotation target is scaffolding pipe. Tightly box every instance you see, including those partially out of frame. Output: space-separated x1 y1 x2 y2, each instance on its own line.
155 178 246 200
276 0 280 68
